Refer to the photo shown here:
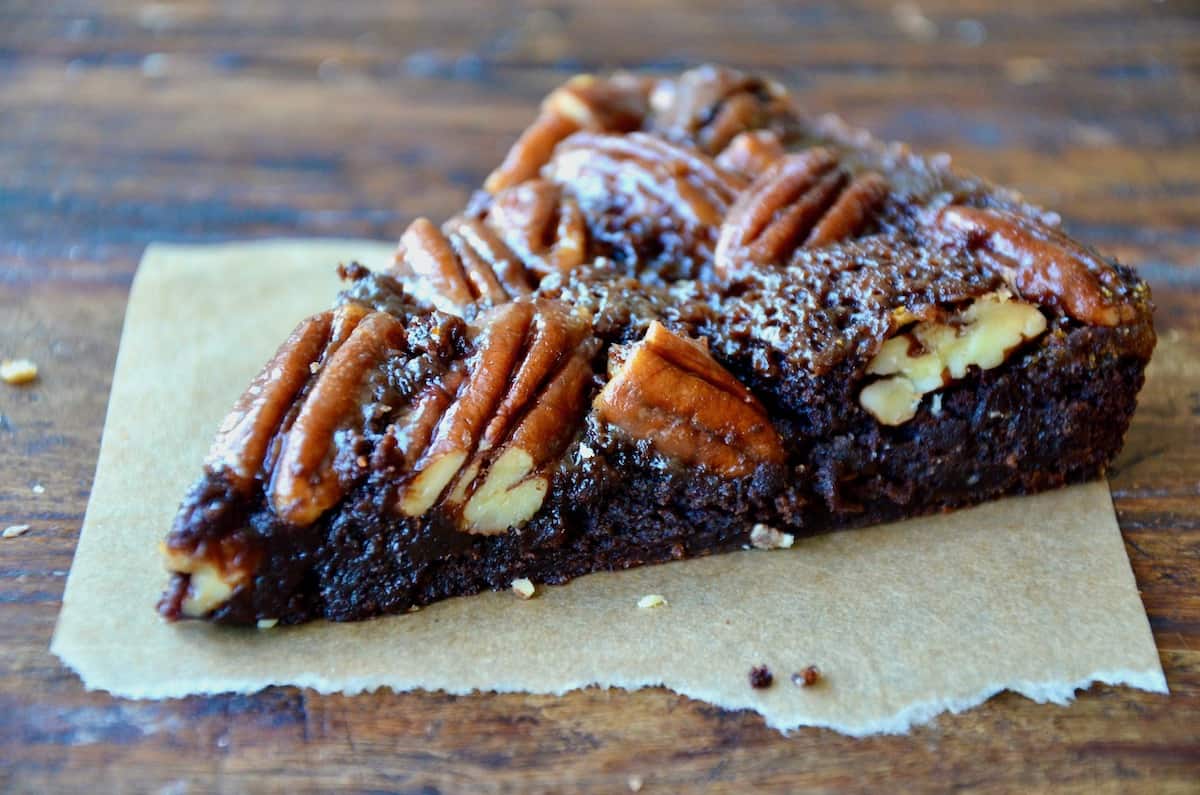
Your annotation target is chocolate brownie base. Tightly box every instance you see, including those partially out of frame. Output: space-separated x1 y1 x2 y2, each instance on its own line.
161 308 1148 625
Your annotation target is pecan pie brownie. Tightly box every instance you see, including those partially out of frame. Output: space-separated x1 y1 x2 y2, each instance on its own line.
160 65 1155 625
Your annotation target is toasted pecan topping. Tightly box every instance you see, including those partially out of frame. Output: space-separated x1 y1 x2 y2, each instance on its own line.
486 179 588 279
206 311 334 492
594 321 784 477
393 216 534 313
549 132 745 229
715 130 787 179
270 311 406 526
935 206 1138 327
650 64 794 155
399 299 595 532
715 149 888 279
485 73 652 193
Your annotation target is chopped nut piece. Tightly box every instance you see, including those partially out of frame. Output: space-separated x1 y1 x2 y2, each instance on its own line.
860 292 1048 426
637 594 668 609
3 524 31 538
793 665 822 687
595 322 784 477
31 483 45 495
256 618 278 629
627 775 644 793
749 523 794 550
0 358 38 384
511 578 537 599
749 665 774 689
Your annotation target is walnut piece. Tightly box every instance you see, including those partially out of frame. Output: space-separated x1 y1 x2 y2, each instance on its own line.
485 73 651 193
859 291 1048 426
936 205 1138 327
594 321 784 477
0 358 38 384
715 149 888 279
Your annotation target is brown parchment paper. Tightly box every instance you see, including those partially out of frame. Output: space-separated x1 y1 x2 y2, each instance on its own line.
51 240 1167 736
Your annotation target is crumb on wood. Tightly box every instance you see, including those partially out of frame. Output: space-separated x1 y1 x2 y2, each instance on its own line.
511 577 537 600
749 665 774 689
31 483 45 495
0 359 38 385
636 593 667 609
3 524 31 539
627 775 643 792
792 665 822 687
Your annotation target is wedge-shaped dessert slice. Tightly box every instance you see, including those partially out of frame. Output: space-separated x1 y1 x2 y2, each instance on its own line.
161 65 1153 625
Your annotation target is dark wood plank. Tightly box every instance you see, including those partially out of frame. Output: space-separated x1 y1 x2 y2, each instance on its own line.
1 1 1198 792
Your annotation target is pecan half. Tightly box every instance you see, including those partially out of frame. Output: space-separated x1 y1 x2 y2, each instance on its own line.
715 130 787 179
205 310 333 492
398 300 595 532
715 149 888 279
399 301 536 516
649 64 794 155
935 206 1138 327
485 179 588 279
270 311 406 526
484 73 652 193
594 321 784 477
392 216 534 312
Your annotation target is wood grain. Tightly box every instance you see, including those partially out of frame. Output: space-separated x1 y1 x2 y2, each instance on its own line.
1 1 1198 792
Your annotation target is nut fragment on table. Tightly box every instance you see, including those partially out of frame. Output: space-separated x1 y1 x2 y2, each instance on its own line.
0 358 38 384
3 524 31 539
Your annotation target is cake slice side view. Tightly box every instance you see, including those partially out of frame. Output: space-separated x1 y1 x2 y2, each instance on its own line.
160 65 1154 626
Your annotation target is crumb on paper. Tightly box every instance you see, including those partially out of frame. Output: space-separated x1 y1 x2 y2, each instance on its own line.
31 483 45 495
792 665 822 688
256 618 278 629
637 594 667 609
627 775 644 792
749 523 794 550
406 604 421 613
511 578 537 600
749 665 774 689
3 524 31 539
1 359 38 385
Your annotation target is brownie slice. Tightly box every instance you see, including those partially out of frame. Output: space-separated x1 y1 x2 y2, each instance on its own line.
160 65 1154 626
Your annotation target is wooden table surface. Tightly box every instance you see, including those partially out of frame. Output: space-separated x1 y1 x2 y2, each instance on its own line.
2 1 1198 792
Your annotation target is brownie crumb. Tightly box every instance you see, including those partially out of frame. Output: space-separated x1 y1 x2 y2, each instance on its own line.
792 665 822 687
749 665 774 689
